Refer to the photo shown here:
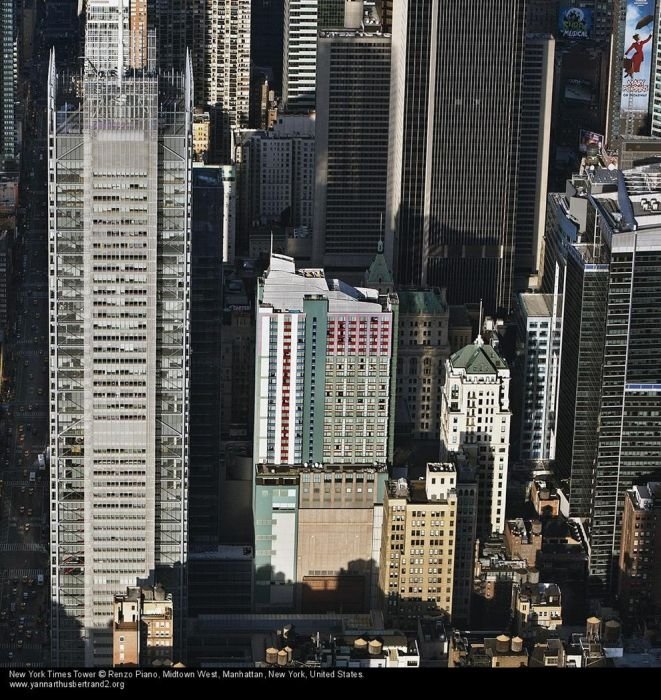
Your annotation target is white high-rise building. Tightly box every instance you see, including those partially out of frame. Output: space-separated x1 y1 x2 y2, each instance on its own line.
516 292 562 461
237 114 315 233
282 0 320 110
48 0 192 666
440 338 511 538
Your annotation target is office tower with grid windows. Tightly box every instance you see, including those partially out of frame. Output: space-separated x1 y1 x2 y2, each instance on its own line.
515 293 562 462
282 0 377 111
252 253 397 609
0 0 17 166
386 0 525 311
589 166 661 597
313 22 391 273
48 0 192 665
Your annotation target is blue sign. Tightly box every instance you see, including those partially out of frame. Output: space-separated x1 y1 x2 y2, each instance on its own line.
558 8 593 39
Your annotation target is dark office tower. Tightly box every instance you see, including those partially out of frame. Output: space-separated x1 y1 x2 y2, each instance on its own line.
386 0 525 312
313 23 391 273
555 241 609 518
514 35 554 290
589 166 661 597
251 0 285 91
0 0 17 167
543 167 615 515
189 165 225 548
153 0 190 71
526 0 557 32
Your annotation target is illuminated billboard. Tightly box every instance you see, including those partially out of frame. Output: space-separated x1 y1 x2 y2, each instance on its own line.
578 130 604 153
558 8 593 39
620 0 656 114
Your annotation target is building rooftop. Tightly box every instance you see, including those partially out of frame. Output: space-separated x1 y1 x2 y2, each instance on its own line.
518 582 561 605
364 242 394 289
256 462 388 476
519 293 556 319
189 545 253 561
630 482 661 510
449 341 508 374
260 253 385 313
397 289 447 316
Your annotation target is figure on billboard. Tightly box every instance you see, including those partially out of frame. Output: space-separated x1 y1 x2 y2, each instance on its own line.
624 33 652 78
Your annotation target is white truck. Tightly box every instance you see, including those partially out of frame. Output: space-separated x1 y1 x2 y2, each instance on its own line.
38 453 45 471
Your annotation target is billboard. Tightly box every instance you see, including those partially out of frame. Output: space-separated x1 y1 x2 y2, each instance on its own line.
578 129 604 153
564 78 593 104
558 8 593 39
620 0 656 114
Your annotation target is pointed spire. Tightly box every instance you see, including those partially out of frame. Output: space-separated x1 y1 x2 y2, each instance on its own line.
377 213 384 254
474 298 484 346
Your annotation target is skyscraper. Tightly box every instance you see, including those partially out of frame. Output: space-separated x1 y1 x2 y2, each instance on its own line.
313 21 391 272
514 34 554 289
154 0 250 162
282 0 375 111
0 0 17 166
546 163 661 596
589 166 661 596
386 0 525 311
282 0 319 110
252 253 397 609
48 0 192 665
440 339 511 538
515 292 562 462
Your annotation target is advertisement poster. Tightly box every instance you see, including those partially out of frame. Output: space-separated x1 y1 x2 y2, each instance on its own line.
558 8 593 39
578 130 604 153
621 0 656 114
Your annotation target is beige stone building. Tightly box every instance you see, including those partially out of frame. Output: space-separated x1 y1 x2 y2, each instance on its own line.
440 339 511 538
112 586 174 667
295 465 388 612
379 463 457 625
396 289 450 439
512 582 562 635
193 110 211 161
618 483 661 625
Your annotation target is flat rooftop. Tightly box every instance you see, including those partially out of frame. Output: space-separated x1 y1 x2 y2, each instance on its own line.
260 254 385 314
519 293 555 319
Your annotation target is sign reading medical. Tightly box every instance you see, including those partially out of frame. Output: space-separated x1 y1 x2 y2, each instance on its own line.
558 8 593 39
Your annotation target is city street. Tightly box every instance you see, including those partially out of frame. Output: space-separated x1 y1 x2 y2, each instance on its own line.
0 12 50 668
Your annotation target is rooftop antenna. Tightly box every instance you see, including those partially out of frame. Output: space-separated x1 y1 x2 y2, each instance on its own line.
377 212 384 254
474 298 484 346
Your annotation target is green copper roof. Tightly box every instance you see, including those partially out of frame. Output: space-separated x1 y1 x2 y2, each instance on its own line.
398 290 447 315
449 342 508 374
365 245 394 288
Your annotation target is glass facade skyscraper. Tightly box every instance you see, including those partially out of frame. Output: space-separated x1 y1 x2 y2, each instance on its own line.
48 0 192 665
